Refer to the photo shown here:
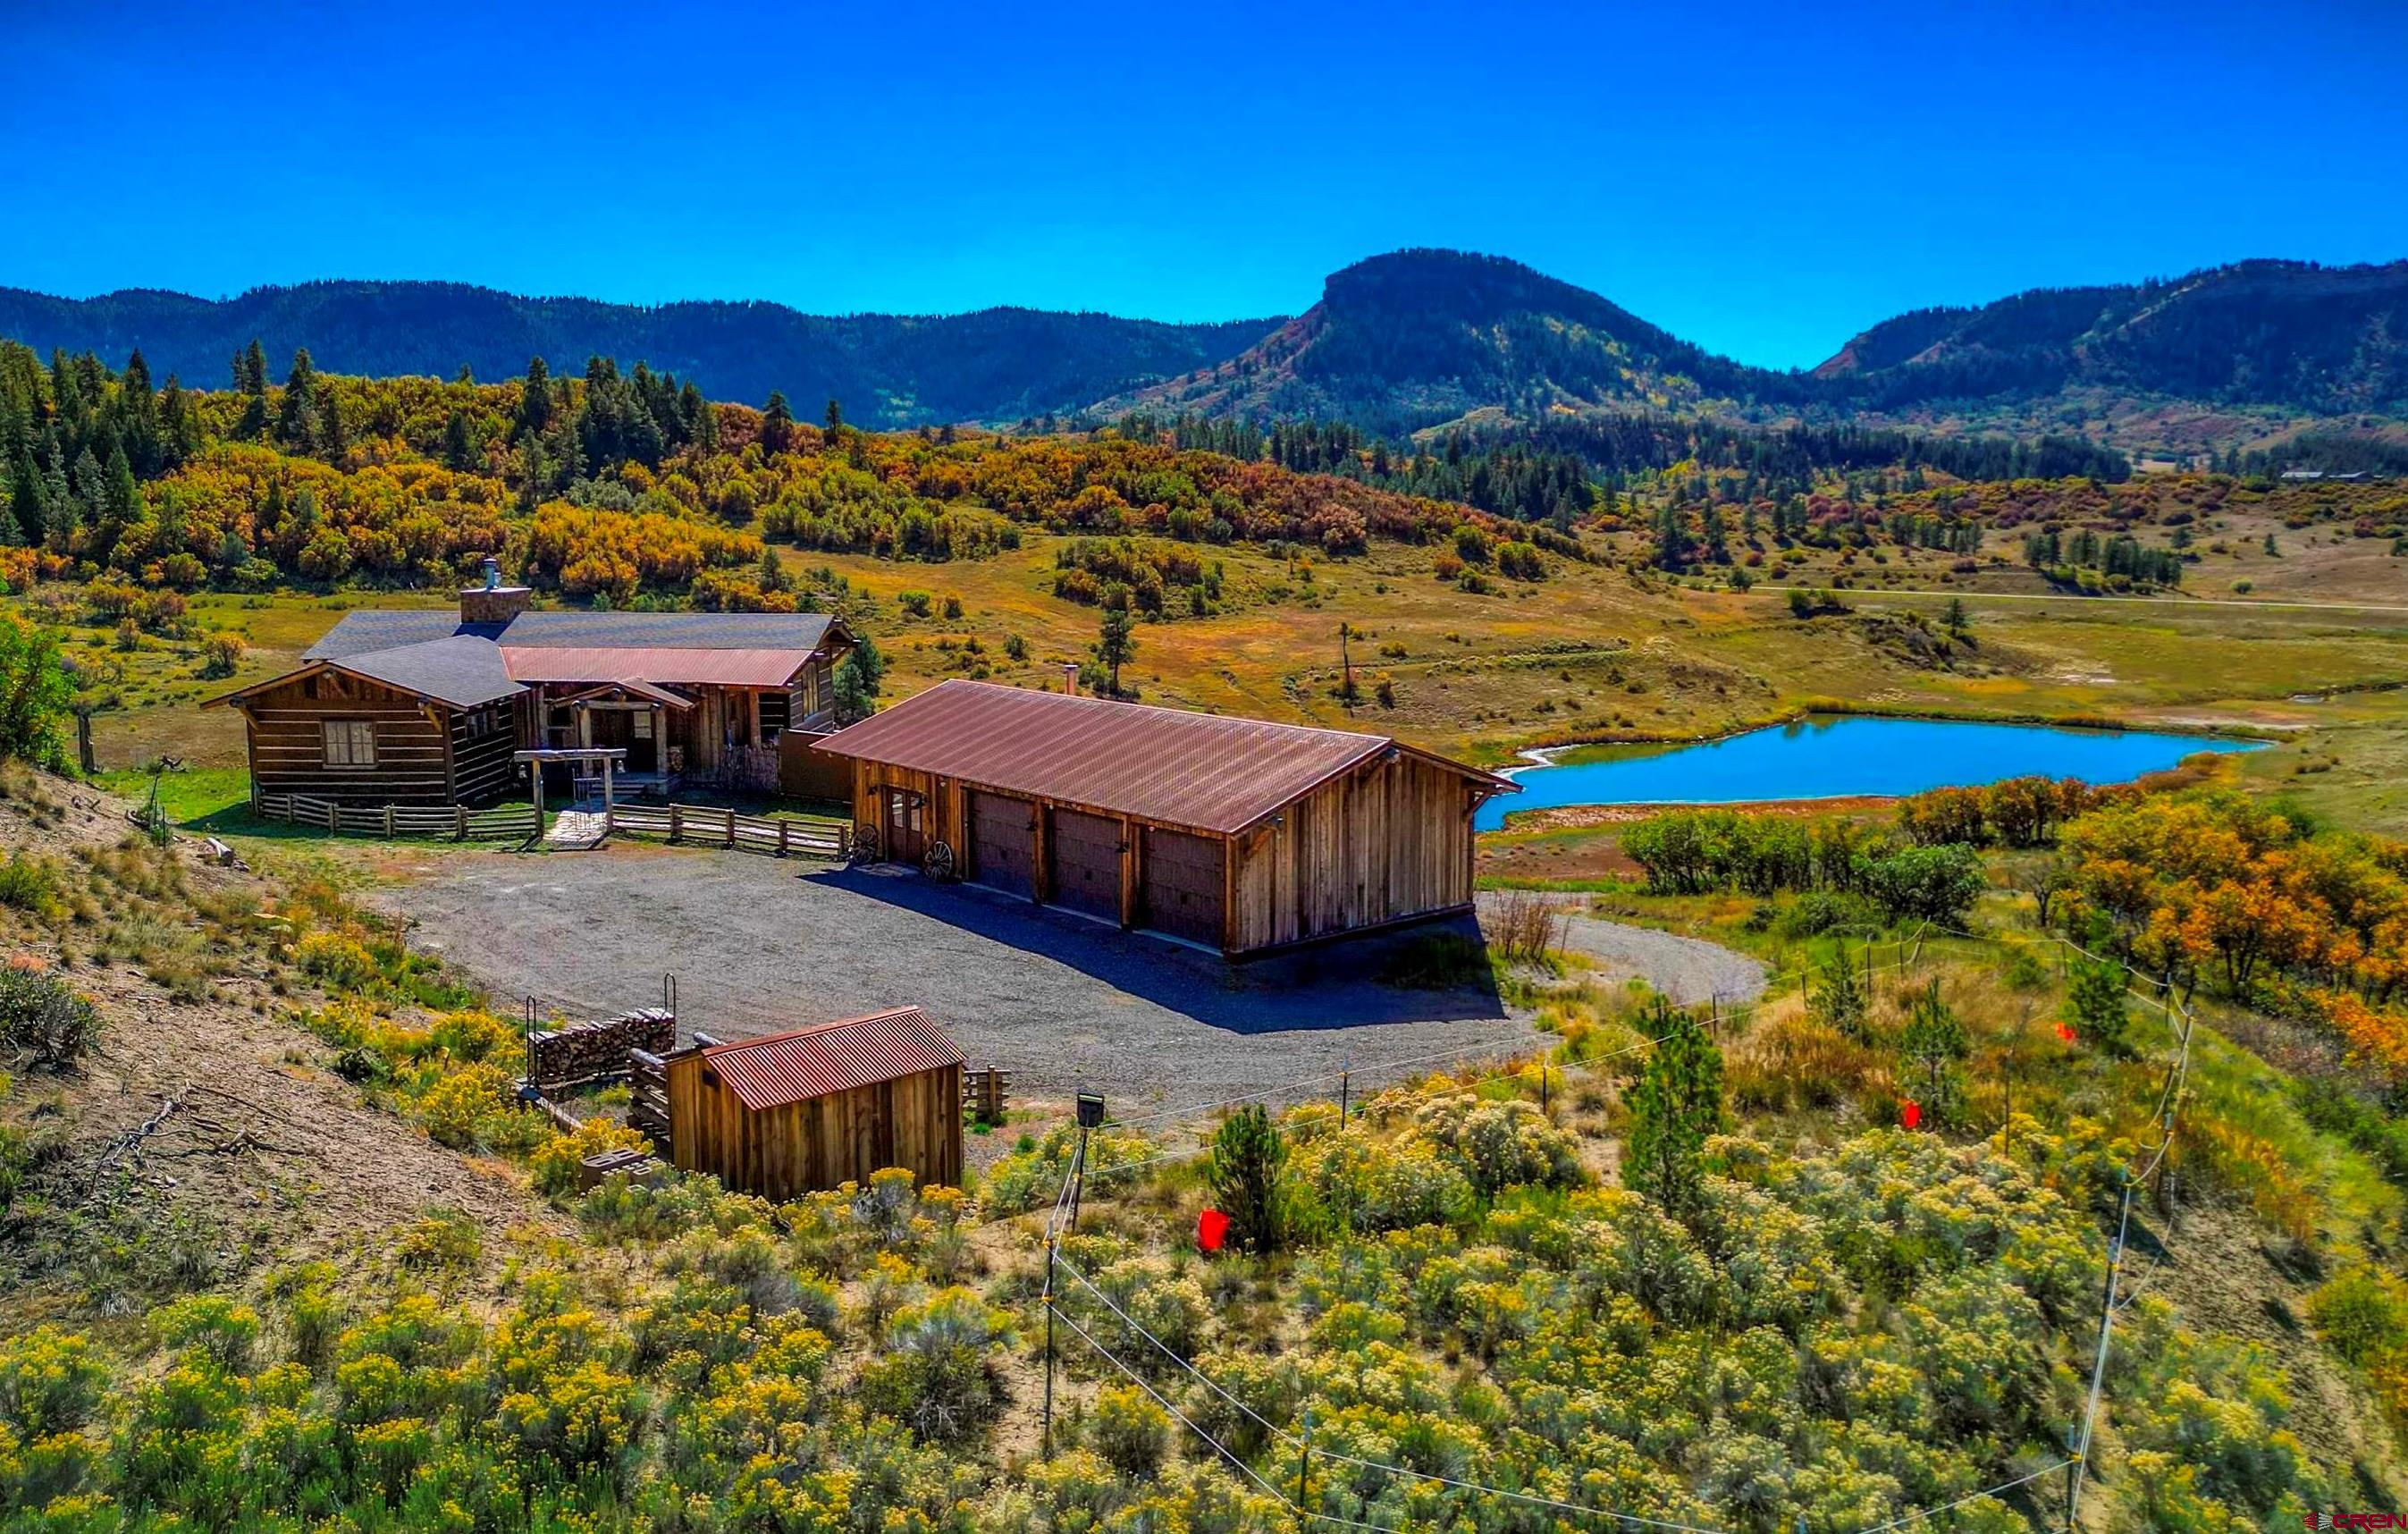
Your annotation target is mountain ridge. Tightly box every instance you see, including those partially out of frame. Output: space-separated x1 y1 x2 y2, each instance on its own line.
0 279 1284 429
4 252 2404 448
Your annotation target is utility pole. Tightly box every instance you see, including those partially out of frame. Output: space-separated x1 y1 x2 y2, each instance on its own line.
1040 1232 1057 1459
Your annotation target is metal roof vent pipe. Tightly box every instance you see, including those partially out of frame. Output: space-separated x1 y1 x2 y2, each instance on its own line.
1061 662 1080 696
483 555 501 591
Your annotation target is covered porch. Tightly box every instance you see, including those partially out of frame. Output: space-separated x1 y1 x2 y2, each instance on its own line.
542 680 694 798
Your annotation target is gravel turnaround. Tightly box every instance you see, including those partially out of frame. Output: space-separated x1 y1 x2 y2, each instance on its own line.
383 844 1760 1115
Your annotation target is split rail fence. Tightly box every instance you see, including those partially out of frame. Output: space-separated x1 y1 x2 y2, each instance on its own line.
253 792 540 842
603 803 848 860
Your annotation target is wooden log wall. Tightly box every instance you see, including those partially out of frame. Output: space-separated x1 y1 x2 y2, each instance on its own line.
449 694 529 805
238 670 456 804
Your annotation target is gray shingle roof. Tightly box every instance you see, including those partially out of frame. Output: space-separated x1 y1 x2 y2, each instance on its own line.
495 611 836 651
332 636 526 709
304 610 504 661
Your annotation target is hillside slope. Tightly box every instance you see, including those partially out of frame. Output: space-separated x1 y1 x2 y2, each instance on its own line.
1816 257 2408 415
0 281 1283 428
1103 249 1814 430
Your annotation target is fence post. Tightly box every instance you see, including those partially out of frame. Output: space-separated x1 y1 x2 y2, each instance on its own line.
456 805 467 840
327 800 340 834
778 820 791 857
383 805 396 839
669 805 682 844
724 809 737 848
1296 1407 1312 1532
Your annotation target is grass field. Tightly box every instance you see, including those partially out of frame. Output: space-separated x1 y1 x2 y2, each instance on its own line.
39 522 2408 834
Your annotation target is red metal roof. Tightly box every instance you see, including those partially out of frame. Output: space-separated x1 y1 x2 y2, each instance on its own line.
702 1007 964 1111
502 646 809 687
812 679 1513 835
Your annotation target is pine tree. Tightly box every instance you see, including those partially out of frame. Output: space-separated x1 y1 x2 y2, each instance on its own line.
1809 947 1870 1040
761 391 795 455
1898 980 1969 1125
1095 605 1137 697
1625 999 1722 1210
1207 1105 1288 1254
518 358 553 435
2065 957 2134 1059
234 339 269 439
276 348 318 451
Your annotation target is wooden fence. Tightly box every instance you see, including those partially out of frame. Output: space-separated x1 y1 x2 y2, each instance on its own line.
254 792 540 842
604 803 848 860
962 1066 1010 1126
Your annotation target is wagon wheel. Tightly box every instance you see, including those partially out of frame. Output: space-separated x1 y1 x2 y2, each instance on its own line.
923 840 956 881
851 823 881 864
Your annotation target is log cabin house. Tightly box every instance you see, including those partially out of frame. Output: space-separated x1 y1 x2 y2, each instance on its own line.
663 1007 964 1199
811 679 1516 958
206 570 853 805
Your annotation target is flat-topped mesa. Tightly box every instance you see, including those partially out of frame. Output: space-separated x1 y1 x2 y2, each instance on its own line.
459 557 533 625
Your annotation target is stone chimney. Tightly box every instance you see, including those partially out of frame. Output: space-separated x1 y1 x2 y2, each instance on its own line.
1061 662 1080 696
459 557 533 626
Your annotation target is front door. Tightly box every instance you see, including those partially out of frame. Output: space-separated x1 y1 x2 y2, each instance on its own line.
884 788 927 866
627 707 658 774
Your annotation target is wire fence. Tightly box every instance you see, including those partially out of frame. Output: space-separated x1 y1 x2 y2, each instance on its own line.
1033 917 2202 1532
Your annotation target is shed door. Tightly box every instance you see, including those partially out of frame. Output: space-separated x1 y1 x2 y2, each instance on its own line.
1048 808 1123 923
968 791 1037 899
1141 827 1225 948
884 788 927 866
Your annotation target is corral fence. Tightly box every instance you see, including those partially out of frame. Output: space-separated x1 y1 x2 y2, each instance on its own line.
604 802 848 860
254 791 540 842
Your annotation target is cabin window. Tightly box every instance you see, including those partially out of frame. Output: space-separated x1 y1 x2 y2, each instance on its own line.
632 710 654 740
322 720 377 768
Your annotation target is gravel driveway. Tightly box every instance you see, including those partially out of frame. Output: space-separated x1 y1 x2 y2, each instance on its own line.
382 843 1537 1115
382 844 1764 1115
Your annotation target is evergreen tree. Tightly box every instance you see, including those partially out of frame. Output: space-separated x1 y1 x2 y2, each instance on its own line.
1206 1105 1288 1255
831 635 884 724
1898 980 1970 1125
9 452 44 546
233 338 269 438
275 349 319 451
1809 947 1870 1041
518 358 553 435
762 391 796 455
1625 999 1723 1210
2065 957 2134 1059
1094 605 1137 697
824 397 845 436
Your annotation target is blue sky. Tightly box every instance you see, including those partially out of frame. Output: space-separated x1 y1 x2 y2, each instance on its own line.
3 0 2404 369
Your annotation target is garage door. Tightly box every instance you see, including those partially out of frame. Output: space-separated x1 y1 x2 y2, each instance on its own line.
968 791 1037 899
1141 827 1225 948
1048 808 1123 923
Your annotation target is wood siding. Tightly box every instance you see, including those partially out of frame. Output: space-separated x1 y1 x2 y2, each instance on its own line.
849 749 1482 957
663 1053 963 1201
1227 750 1478 952
237 670 460 805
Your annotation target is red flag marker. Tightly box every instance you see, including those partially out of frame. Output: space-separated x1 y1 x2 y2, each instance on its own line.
2057 1022 2077 1043
1900 1100 1922 1130
1198 1208 1230 1252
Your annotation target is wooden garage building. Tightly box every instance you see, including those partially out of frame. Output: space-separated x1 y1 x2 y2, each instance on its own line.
663 1007 964 1201
812 679 1516 957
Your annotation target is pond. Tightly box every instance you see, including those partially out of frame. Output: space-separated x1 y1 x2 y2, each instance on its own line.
1478 714 2262 830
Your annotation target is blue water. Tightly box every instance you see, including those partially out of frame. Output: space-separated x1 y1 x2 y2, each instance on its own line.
1478 715 2262 830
